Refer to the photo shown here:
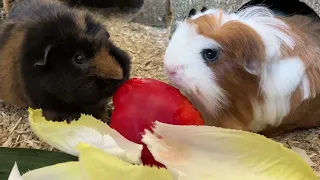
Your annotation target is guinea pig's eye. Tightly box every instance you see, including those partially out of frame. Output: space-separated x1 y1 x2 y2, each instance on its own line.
73 54 85 65
201 49 219 62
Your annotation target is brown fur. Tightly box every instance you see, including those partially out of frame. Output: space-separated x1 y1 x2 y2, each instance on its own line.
261 15 320 136
189 11 320 136
0 24 29 108
73 9 87 31
0 3 93 109
89 49 124 80
189 14 266 131
0 0 131 122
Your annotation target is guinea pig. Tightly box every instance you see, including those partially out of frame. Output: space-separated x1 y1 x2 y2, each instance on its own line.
164 6 320 137
238 0 319 19
57 0 144 10
0 0 131 122
2 0 144 15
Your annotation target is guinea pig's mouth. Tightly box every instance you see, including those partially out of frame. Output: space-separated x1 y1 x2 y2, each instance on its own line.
94 77 127 94
167 76 182 88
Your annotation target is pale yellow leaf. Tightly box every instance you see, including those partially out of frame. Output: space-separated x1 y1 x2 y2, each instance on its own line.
9 161 83 180
142 121 318 180
28 108 143 164
76 142 174 180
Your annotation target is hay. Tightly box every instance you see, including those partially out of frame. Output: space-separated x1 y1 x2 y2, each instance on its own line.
0 6 319 178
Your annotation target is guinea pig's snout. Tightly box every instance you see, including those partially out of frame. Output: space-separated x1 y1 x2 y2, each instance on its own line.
164 65 184 76
165 68 177 76
164 65 185 86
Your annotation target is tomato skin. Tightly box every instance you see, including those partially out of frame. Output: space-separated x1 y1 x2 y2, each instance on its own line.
110 78 205 167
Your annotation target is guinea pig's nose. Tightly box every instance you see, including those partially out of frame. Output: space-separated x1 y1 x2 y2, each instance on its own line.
168 70 177 76
164 65 185 77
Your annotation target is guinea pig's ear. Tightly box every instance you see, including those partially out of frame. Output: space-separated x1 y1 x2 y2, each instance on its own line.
187 8 197 18
200 7 208 12
34 45 54 67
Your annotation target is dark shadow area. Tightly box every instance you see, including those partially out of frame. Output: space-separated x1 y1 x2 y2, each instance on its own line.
65 0 144 10
237 0 319 20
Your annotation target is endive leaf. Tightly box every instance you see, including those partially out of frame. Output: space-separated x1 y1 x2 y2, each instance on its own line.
8 162 23 180
28 108 143 164
141 121 318 180
0 147 77 180
8 143 174 180
11 162 83 180
76 142 174 180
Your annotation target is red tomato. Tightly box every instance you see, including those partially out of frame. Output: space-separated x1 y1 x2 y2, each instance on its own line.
109 78 205 167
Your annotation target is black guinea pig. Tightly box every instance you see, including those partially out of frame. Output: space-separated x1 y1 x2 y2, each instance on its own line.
59 0 144 10
237 0 319 20
0 0 131 122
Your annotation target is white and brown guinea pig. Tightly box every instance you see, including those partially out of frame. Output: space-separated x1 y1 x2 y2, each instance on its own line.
0 0 131 122
164 6 320 136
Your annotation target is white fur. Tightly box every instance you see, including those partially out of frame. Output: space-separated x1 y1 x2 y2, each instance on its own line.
189 8 233 25
164 22 228 115
190 6 295 62
249 57 306 132
301 74 311 99
260 58 305 97
234 6 295 62
164 6 300 130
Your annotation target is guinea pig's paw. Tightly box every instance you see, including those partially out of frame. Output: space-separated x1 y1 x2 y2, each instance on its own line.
42 109 61 122
42 110 81 123
92 111 110 124
62 112 82 124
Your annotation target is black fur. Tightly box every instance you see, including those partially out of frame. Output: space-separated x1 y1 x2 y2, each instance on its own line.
4 0 131 121
84 14 108 37
237 0 319 20
64 0 144 9
188 8 197 18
